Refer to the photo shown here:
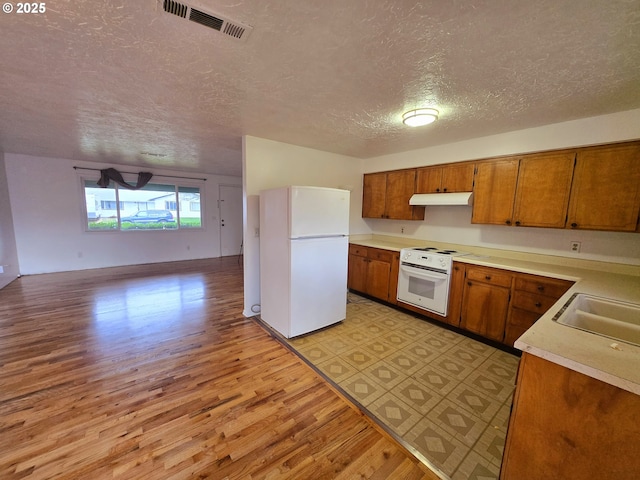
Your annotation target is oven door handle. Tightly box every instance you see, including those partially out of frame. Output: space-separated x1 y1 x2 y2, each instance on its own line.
400 264 448 281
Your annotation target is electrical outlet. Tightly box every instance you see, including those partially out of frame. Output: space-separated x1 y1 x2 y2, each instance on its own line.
401 226 405 234
570 241 581 253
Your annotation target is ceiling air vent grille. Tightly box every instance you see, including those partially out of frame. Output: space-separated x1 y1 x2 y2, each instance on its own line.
163 0 187 18
223 22 247 39
160 0 253 42
189 9 224 31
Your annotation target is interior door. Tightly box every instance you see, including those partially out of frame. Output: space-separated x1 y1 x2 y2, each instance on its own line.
219 184 243 257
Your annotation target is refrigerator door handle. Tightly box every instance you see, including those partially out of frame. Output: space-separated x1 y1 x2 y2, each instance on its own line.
290 234 347 240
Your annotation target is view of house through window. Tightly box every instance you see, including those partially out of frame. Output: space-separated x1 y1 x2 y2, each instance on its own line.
83 180 202 231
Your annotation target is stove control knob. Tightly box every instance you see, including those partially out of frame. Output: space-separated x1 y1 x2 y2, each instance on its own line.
439 258 446 266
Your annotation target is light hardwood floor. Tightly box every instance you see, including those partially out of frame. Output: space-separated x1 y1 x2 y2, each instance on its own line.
0 258 438 480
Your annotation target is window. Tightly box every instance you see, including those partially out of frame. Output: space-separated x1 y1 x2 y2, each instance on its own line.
82 179 203 231
100 200 124 210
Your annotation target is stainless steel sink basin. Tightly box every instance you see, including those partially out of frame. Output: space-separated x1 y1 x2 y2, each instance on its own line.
554 293 640 347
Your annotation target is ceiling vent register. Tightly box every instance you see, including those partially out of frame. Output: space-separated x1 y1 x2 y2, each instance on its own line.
161 0 253 42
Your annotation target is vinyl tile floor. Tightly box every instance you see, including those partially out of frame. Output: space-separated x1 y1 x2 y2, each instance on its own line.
285 293 520 480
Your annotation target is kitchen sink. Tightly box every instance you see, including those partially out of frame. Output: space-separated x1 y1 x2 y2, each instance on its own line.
554 293 640 347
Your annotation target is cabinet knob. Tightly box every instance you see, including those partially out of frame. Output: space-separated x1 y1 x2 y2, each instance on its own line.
467 281 472 286
505 219 512 225
535 302 542 308
443 188 448 192
515 220 521 226
485 275 491 281
571 222 578 228
436 188 440 192
537 285 544 292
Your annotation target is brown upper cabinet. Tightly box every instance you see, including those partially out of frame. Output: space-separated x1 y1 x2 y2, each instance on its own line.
513 152 576 228
471 158 520 226
416 163 475 193
472 152 575 228
364 140 639 232
567 142 640 232
362 169 425 220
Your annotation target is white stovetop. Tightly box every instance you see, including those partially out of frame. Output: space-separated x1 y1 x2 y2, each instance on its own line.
349 234 640 395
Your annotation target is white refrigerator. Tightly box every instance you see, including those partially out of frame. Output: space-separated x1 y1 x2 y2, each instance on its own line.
259 186 350 338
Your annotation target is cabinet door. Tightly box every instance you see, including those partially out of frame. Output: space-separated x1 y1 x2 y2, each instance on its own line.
385 170 422 220
362 173 387 218
461 280 511 341
567 142 640 232
472 159 520 226
504 308 543 347
347 254 368 293
416 166 443 193
441 163 475 193
512 152 575 228
366 259 391 301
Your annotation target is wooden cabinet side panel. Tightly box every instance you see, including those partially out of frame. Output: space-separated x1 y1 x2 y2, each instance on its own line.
501 353 640 480
362 173 387 218
387 252 400 305
567 143 640 231
513 152 575 228
445 262 466 327
471 159 520 225
442 163 475 192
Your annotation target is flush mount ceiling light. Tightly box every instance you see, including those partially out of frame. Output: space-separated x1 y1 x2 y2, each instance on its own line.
402 108 439 127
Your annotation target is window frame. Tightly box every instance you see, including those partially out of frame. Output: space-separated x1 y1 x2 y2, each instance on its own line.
78 173 206 233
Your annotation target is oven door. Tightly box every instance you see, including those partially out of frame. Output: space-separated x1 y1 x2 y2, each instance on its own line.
397 263 450 316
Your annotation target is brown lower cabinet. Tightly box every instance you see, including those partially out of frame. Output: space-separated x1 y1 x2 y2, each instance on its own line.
348 245 575 346
460 266 513 342
347 245 399 304
504 273 573 345
501 353 640 479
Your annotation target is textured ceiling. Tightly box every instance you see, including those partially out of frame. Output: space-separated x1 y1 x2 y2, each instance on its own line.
1 0 639 176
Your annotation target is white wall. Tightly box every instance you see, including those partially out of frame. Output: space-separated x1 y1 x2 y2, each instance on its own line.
0 153 20 288
364 109 640 266
5 154 241 274
242 136 364 316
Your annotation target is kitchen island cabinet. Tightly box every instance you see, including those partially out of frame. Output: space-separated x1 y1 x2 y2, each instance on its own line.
460 266 513 341
501 353 640 479
347 245 399 303
362 169 424 220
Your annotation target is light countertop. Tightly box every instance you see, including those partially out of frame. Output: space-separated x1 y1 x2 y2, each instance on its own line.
349 235 640 394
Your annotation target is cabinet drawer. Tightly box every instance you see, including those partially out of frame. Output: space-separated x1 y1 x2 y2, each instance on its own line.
368 248 394 263
514 275 573 298
510 290 558 313
466 267 513 288
349 244 368 257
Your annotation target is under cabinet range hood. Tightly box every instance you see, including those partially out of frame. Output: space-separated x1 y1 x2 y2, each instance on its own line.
409 192 473 206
